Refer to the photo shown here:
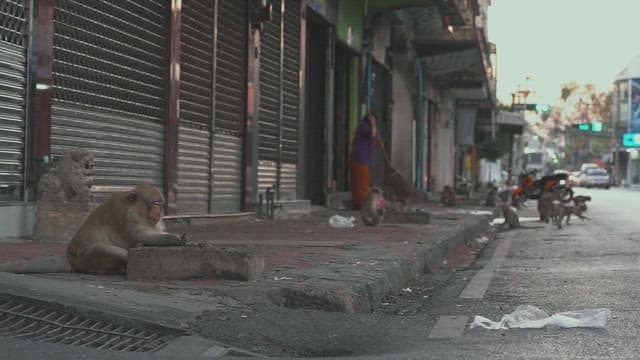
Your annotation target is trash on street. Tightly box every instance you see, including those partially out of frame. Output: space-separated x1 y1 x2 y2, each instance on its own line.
469 305 611 330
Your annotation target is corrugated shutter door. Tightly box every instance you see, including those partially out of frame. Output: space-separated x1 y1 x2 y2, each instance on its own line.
257 0 281 195
280 0 300 200
257 0 300 200
51 0 168 197
0 0 27 201
211 0 248 213
178 0 214 213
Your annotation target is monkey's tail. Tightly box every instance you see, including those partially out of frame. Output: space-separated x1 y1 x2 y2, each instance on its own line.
0 255 72 274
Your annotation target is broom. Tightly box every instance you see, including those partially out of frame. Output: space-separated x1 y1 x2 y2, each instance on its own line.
375 136 418 204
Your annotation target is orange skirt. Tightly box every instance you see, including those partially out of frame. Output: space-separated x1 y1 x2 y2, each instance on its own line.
350 160 371 208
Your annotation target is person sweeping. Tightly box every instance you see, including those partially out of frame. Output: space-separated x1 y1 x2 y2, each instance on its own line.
350 112 377 209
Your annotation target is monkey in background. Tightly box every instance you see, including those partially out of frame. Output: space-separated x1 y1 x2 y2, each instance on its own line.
440 185 457 207
501 203 520 229
67 184 188 274
559 195 591 225
537 191 555 223
485 185 497 207
360 186 385 226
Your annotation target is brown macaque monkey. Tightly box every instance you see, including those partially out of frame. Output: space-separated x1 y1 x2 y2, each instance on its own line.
66 184 187 275
558 195 591 226
440 185 457 207
501 203 520 229
537 191 554 223
485 185 497 208
360 186 385 226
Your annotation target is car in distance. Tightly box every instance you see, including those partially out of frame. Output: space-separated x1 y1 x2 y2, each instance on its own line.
583 167 610 189
568 171 581 187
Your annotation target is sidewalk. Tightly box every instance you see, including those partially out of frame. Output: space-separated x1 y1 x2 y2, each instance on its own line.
0 198 499 315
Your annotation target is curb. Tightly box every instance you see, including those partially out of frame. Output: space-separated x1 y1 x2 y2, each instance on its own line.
272 212 495 313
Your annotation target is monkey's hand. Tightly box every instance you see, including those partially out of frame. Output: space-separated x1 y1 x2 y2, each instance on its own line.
178 233 190 245
135 231 188 247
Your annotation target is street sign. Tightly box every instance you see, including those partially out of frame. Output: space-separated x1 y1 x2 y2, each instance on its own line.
622 133 640 147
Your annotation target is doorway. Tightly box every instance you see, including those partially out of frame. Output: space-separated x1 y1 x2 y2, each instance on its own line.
304 10 329 204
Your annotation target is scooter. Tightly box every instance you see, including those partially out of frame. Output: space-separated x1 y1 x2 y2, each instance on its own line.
511 170 572 208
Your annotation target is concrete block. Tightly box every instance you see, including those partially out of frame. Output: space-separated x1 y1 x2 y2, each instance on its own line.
273 199 311 220
384 209 431 224
127 245 265 281
33 201 97 242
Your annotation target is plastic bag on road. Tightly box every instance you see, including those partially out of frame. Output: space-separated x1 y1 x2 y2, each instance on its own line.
469 305 611 330
328 215 356 229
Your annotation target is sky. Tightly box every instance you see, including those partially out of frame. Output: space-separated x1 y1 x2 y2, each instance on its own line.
488 0 640 105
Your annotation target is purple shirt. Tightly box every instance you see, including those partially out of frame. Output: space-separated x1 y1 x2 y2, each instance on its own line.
351 120 374 164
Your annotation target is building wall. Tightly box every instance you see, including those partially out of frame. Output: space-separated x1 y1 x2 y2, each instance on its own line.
370 16 391 65
428 90 456 191
390 41 415 182
337 0 365 51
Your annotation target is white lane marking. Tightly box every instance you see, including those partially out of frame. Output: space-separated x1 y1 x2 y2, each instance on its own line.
459 237 512 299
427 315 469 339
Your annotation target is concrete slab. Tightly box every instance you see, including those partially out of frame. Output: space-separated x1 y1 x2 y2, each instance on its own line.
127 245 265 281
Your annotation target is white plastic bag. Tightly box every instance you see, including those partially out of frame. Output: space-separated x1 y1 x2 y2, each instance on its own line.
328 215 356 229
470 305 611 330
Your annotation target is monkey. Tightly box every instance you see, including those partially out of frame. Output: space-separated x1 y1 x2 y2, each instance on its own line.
537 191 555 223
495 191 544 231
558 195 591 225
0 185 187 275
498 204 545 231
549 199 565 229
485 185 497 208
501 203 520 229
440 185 457 207
360 186 385 226
66 184 187 274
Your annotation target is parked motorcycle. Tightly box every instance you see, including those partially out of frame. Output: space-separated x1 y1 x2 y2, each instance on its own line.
511 170 573 208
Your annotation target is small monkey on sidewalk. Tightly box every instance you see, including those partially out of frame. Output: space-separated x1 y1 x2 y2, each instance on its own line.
360 186 385 226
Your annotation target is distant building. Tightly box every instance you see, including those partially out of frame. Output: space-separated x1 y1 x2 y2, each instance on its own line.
612 56 640 185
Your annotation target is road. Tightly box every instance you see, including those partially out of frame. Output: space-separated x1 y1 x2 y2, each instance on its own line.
3 187 639 359
192 187 640 358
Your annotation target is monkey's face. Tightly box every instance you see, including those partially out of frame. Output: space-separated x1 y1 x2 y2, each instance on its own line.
149 198 164 223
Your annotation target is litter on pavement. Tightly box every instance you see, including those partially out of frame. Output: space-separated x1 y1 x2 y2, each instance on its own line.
445 209 494 216
469 305 611 330
328 215 356 228
490 216 540 226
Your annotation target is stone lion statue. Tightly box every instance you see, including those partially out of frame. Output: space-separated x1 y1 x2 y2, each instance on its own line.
38 148 96 202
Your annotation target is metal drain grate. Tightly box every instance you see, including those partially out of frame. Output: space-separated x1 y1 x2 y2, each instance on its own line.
0 299 174 352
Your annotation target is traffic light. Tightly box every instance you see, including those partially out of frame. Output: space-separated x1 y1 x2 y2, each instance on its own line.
520 103 552 113
535 103 552 114
623 133 640 147
591 121 603 132
573 123 591 131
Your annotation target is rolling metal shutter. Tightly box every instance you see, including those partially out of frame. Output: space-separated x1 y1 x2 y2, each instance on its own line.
51 0 168 198
280 0 300 199
211 0 248 212
258 0 300 200
178 0 214 213
178 0 247 214
0 0 27 201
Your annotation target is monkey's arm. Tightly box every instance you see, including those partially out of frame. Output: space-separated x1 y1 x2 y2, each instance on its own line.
134 231 188 247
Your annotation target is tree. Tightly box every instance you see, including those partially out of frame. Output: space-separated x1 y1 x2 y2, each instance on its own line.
527 82 613 169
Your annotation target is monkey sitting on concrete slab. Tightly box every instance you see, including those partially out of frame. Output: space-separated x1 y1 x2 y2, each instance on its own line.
67 184 188 274
360 186 385 226
0 185 187 275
